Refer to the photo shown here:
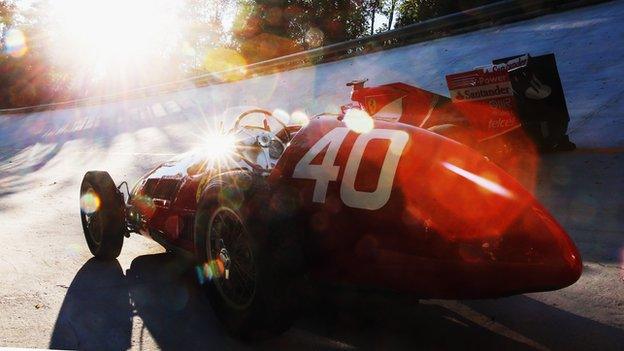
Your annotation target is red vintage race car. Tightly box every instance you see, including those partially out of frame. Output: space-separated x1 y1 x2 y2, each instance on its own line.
79 107 582 340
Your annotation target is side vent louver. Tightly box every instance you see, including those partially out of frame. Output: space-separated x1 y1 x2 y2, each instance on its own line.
180 216 195 241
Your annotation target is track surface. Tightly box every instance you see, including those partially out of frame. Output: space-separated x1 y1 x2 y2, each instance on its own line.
1 1 623 349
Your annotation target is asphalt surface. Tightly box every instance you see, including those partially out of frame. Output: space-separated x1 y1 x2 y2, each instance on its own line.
1 1 624 350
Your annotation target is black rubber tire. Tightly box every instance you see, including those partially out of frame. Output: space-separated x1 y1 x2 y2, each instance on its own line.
80 171 125 260
428 124 478 148
194 171 304 341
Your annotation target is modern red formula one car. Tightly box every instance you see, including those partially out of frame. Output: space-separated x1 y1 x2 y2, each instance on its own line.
345 79 539 179
79 107 582 339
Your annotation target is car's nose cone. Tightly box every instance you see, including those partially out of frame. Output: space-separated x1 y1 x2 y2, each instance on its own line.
497 203 583 292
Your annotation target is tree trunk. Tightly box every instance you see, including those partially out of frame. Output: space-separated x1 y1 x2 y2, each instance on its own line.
387 0 396 30
371 10 376 35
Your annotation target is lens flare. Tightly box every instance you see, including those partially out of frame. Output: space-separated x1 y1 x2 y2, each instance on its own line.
64 243 85 258
290 110 309 126
132 194 155 219
239 32 302 63
80 191 101 214
203 47 248 82
196 260 225 284
4 29 28 58
272 109 290 125
344 108 374 134
305 27 325 48
442 161 514 199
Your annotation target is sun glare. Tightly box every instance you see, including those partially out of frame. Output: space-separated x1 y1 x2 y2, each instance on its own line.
344 108 374 134
203 133 237 160
50 0 182 82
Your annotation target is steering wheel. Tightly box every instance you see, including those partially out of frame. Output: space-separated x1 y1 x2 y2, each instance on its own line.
232 109 291 143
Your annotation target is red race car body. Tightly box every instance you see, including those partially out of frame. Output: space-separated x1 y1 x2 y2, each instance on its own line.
272 116 580 298
124 112 580 298
80 107 581 338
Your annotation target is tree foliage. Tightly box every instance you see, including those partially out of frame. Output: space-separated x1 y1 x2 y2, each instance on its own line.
231 0 370 62
395 0 498 27
182 0 236 72
1 0 72 108
0 0 503 108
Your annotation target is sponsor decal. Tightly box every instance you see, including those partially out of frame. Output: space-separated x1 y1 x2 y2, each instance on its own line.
488 117 517 130
366 97 378 114
483 63 509 73
450 82 513 102
446 66 521 140
524 75 552 100
501 54 529 71
447 68 510 91
371 96 404 122
364 95 405 122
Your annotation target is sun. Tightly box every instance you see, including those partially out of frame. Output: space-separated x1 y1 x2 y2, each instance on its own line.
49 0 182 84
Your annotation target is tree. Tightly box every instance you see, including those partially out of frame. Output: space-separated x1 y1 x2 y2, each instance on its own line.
182 0 236 72
384 0 398 31
0 0 393 108
1 0 15 47
365 0 382 35
395 0 497 28
231 0 369 63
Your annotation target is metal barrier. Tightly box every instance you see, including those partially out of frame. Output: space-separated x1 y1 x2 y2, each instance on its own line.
0 0 611 114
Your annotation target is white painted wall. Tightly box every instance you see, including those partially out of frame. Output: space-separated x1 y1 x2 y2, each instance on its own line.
1 0 623 149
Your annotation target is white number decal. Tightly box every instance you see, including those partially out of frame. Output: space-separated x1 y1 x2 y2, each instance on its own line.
341 129 409 210
292 128 349 202
293 127 409 210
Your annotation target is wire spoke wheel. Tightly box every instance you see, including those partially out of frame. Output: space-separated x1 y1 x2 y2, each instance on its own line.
196 171 304 339
207 207 257 310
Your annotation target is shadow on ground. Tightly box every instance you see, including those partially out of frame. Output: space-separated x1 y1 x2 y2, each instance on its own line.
49 254 236 350
49 253 624 350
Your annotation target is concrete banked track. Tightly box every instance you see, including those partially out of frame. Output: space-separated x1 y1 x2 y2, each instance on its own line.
1 1 623 349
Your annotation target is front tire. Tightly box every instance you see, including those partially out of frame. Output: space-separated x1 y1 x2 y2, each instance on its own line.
80 171 125 260
195 171 304 340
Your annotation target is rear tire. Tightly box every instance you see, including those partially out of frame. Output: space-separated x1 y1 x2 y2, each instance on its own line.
195 171 304 340
80 171 125 260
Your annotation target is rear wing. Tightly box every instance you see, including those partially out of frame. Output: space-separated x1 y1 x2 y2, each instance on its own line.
347 53 573 151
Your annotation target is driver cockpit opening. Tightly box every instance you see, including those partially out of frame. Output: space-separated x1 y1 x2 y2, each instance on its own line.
218 108 307 171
